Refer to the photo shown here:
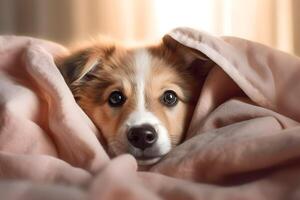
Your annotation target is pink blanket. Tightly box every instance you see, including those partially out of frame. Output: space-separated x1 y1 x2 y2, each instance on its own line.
1 28 300 199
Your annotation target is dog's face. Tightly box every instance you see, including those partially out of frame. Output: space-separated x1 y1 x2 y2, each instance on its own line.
56 42 202 165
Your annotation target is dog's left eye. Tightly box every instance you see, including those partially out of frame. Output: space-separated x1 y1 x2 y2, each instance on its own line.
161 90 178 107
108 91 126 107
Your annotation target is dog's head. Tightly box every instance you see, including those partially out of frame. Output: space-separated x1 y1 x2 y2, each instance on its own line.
56 40 207 165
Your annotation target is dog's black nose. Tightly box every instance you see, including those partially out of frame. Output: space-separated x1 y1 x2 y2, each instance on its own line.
127 124 158 150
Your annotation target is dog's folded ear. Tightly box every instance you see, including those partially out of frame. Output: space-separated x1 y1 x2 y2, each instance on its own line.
163 35 214 80
162 35 209 63
55 49 99 85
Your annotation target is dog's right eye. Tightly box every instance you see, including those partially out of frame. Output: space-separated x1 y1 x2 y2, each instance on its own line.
108 91 126 107
161 90 178 107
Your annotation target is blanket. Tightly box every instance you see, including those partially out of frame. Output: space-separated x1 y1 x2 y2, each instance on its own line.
1 28 300 199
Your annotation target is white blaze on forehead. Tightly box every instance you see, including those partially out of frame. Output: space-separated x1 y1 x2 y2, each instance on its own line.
126 49 155 126
134 49 151 111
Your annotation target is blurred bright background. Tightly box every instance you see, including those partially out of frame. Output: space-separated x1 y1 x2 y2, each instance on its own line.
0 0 299 55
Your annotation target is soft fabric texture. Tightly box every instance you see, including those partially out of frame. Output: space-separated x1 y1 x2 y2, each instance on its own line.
1 28 300 199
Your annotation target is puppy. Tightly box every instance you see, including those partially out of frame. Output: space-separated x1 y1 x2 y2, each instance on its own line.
56 39 207 165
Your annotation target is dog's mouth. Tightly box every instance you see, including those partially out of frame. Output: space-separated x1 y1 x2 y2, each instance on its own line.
108 141 169 165
135 155 164 165
126 147 168 165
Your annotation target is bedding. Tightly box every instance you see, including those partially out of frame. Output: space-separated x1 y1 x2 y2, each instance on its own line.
1 28 300 199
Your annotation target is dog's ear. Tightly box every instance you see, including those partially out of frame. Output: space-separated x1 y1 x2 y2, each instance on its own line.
162 35 210 64
162 35 213 78
55 49 99 85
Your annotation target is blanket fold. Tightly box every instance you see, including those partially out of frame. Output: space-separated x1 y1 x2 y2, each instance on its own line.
1 28 300 199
